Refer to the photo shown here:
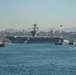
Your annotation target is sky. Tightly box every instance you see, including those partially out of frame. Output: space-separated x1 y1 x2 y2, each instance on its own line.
0 0 76 31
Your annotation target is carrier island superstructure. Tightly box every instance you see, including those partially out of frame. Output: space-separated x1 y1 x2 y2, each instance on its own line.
6 24 63 43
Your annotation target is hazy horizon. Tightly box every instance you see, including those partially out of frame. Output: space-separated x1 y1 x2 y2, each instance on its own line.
0 0 76 31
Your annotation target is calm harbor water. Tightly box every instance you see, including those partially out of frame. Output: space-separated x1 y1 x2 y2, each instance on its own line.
0 43 76 75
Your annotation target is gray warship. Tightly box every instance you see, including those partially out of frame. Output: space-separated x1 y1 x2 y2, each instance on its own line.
6 24 63 43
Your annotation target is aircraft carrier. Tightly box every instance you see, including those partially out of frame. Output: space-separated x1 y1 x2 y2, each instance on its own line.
6 24 63 43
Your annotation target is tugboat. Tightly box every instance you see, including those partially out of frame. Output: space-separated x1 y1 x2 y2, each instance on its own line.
55 42 63 45
69 41 75 45
55 39 64 45
0 41 5 47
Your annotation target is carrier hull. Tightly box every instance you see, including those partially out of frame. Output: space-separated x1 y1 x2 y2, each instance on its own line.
6 36 63 43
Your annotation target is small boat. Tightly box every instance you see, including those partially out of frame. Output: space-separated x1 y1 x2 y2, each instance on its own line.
0 42 5 47
69 42 75 45
55 42 63 45
55 39 64 45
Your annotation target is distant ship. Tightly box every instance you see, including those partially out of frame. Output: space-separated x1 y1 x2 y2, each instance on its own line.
6 23 63 43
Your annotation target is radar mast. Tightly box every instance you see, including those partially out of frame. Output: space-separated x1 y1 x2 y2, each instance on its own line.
31 23 38 36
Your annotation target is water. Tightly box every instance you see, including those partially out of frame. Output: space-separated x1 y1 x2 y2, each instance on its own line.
0 43 76 75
